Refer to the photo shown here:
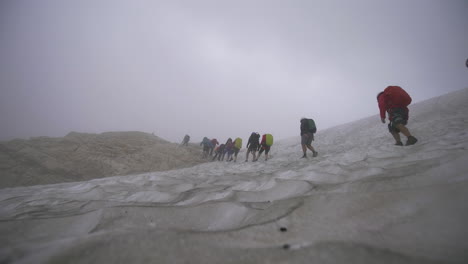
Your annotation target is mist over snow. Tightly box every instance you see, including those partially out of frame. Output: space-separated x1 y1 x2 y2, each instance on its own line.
1 0 468 143
1 88 468 263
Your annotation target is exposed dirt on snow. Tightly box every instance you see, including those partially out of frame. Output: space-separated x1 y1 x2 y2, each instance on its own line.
0 131 205 188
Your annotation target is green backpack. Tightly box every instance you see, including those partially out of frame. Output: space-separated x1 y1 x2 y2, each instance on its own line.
307 119 317 133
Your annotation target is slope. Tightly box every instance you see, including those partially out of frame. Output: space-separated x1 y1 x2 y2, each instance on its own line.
1 88 468 264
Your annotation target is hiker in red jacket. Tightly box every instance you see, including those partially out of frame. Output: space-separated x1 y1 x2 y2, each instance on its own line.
377 86 418 146
255 134 272 161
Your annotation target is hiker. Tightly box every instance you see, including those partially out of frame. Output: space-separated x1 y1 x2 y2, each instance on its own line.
245 132 260 162
256 134 273 161
377 86 418 146
232 137 242 162
300 118 318 158
212 144 226 161
209 138 219 156
181 134 190 146
223 138 234 161
200 137 213 158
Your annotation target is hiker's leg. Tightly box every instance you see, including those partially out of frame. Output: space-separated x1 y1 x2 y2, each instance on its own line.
390 108 412 139
391 131 402 143
302 144 307 155
305 133 315 153
388 121 403 145
395 124 412 138
257 148 264 158
307 144 316 152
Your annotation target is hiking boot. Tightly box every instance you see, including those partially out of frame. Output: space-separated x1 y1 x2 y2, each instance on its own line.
312 151 318 157
301 154 307 158
406 136 418 146
395 141 403 146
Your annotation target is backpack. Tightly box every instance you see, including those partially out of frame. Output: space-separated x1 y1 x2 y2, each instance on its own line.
385 86 412 107
265 134 273 146
202 137 212 147
307 119 317 133
234 137 242 149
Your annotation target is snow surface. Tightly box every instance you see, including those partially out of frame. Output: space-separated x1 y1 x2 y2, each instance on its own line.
1 88 468 264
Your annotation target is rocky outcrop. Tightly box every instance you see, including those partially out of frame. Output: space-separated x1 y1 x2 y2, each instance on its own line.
0 131 205 188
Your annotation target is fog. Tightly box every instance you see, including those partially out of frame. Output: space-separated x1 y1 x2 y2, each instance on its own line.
1 0 467 143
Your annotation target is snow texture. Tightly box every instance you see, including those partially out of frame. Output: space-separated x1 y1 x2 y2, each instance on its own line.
1 88 468 263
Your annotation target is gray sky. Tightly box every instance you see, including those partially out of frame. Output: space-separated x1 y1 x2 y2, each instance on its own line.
1 0 467 143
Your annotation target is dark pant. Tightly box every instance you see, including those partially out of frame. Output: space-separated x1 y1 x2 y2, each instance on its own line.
258 145 270 155
388 108 408 133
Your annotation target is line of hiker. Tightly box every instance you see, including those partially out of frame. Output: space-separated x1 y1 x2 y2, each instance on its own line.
197 133 274 162
246 132 274 162
185 85 418 160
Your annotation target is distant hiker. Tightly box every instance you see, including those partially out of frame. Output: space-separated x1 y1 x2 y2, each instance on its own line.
181 134 190 146
256 134 273 161
209 138 219 156
232 137 242 162
245 132 260 162
224 138 234 161
377 86 418 146
200 137 213 158
300 118 318 158
212 144 226 161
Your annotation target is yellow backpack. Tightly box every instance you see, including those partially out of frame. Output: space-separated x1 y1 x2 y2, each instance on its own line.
265 134 273 146
234 137 242 149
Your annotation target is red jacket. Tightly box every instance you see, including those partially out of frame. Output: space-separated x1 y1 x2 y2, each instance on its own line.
378 86 412 119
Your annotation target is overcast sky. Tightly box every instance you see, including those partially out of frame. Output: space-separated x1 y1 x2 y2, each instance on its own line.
1 0 467 143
